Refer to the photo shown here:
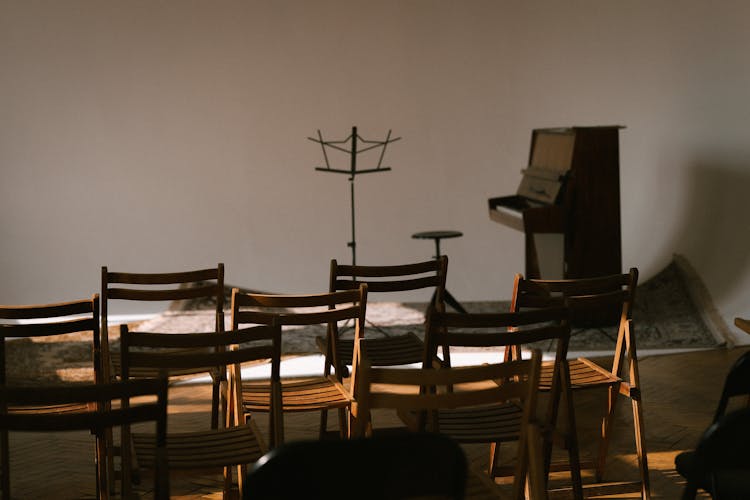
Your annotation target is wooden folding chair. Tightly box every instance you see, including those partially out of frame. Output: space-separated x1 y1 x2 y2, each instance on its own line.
351 339 542 500
423 307 583 499
0 295 103 497
101 265 226 494
510 269 649 499
317 258 448 433
0 378 169 499
119 323 282 498
317 257 448 378
232 285 367 439
101 264 226 428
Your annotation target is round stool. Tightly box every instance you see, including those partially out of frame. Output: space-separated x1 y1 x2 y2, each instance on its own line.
411 230 467 313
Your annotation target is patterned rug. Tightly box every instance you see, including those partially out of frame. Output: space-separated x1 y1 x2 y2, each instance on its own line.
6 254 729 384
134 253 728 352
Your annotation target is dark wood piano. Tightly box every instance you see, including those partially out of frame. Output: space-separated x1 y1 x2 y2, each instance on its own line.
488 126 622 280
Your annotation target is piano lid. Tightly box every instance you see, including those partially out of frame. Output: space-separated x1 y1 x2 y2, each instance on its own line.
530 129 575 172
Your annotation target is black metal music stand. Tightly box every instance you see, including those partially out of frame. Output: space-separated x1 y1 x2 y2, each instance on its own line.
309 126 401 266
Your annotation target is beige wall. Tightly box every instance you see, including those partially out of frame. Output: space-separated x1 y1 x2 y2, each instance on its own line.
2 1 750 332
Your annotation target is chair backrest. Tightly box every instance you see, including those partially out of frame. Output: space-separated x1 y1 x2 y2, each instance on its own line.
424 307 571 373
352 348 542 435
244 432 467 500
231 285 368 370
330 256 447 305
328 257 447 371
511 268 636 321
714 351 750 422
423 307 570 443
0 295 101 384
0 378 169 499
101 264 225 370
510 269 637 370
119 323 282 444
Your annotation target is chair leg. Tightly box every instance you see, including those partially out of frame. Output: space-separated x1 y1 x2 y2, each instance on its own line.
319 340 334 438
596 382 621 481
237 462 247 500
542 396 559 488
488 440 535 498
223 464 233 500
95 432 108 500
488 442 500 478
512 433 529 500
121 424 133 499
154 446 169 500
319 409 329 438
337 407 348 438
625 328 650 500
631 392 651 499
560 363 584 500
2 429 10 499
321 408 345 439
526 423 548 500
211 379 221 429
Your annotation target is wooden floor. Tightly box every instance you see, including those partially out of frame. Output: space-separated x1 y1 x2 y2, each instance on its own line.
6 346 748 499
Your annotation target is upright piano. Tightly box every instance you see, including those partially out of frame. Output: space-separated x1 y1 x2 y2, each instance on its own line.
488 126 622 280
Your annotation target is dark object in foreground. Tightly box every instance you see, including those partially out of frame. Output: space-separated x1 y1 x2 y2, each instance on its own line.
675 351 750 499
244 433 467 500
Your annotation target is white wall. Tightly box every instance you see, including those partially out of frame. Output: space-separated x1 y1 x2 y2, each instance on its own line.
2 1 749 331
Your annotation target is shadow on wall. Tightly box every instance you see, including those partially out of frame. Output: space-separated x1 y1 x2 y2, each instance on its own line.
671 162 750 303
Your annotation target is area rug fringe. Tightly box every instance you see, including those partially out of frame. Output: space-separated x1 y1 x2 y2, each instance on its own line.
672 254 734 348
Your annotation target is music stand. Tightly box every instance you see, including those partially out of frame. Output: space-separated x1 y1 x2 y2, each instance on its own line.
309 126 401 266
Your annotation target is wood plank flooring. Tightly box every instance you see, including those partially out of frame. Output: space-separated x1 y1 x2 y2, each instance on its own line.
6 346 747 498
